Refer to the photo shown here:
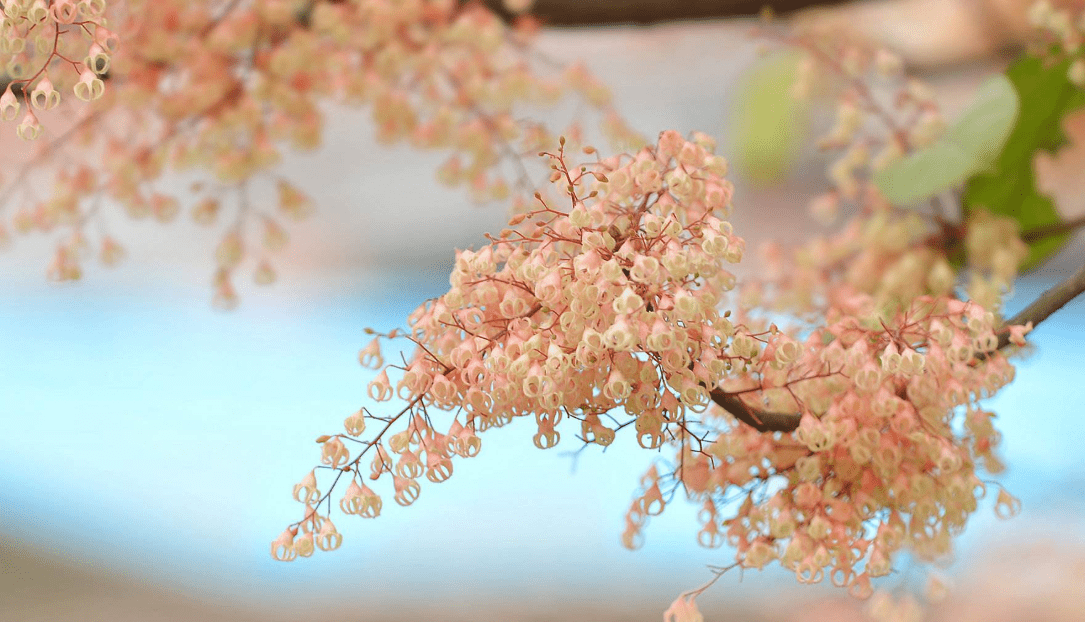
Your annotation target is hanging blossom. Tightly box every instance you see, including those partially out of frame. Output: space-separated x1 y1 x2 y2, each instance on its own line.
275 127 1032 612
0 0 638 305
273 129 759 561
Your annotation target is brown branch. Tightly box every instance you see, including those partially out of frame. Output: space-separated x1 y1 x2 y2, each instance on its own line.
1021 214 1085 245
715 259 1085 433
709 389 805 433
996 259 1085 350
478 0 849 27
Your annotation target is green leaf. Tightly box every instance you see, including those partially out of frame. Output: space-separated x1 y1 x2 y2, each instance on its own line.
944 75 1020 165
874 75 1019 205
873 142 976 206
729 51 810 185
963 55 1085 269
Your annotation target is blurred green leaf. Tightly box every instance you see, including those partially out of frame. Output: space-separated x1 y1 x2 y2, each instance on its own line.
874 141 976 206
874 75 1018 205
963 55 1085 268
945 75 1020 165
730 51 810 185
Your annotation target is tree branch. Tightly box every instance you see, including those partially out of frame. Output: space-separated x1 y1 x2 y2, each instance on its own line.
708 389 806 433
996 259 1085 350
1021 214 1085 245
715 260 1085 434
479 0 849 27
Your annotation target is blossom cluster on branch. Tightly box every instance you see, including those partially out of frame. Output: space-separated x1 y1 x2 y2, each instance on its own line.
274 131 748 555
264 14 1085 616
273 125 1033 621
0 0 633 305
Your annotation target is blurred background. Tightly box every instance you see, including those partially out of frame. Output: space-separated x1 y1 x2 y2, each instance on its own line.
2 1 1085 620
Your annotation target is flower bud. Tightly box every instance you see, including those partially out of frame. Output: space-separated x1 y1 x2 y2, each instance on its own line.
17 111 42 141
270 528 297 561
51 0 79 23
1 86 20 121
292 469 320 504
315 517 342 551
85 43 110 75
74 69 105 101
320 437 349 469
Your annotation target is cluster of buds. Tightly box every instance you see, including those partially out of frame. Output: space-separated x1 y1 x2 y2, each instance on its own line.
1 0 113 138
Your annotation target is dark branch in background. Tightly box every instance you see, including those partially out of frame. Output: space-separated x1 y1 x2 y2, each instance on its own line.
478 0 849 27
1021 214 1085 245
714 261 1085 433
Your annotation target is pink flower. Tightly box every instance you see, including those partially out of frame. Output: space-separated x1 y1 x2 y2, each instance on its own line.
663 594 704 622
1008 321 1034 346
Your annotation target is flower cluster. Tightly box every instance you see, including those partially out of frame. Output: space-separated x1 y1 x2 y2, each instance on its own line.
630 295 1021 600
275 121 1036 616
0 0 636 304
1 0 113 139
273 130 752 560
